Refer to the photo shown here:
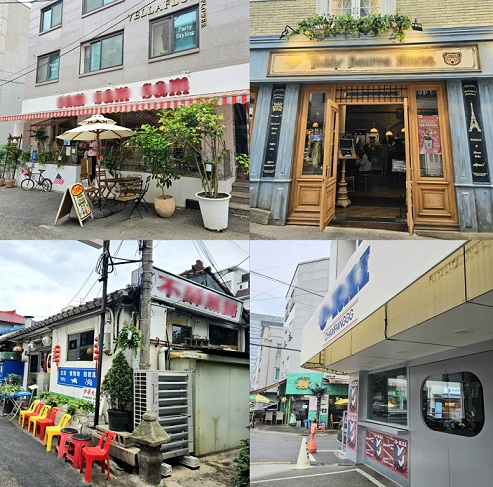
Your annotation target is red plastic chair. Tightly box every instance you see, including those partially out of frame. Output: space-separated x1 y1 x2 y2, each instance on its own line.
79 430 117 483
21 402 43 429
35 407 60 440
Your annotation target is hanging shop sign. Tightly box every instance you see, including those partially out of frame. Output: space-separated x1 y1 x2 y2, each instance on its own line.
365 430 409 478
152 267 243 323
346 379 359 451
462 81 490 183
268 45 480 76
57 367 97 389
286 372 323 395
262 84 286 177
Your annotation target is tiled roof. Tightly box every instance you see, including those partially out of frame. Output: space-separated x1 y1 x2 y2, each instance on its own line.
0 310 25 325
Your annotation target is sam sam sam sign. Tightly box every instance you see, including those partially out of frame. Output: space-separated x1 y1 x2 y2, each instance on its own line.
152 269 242 323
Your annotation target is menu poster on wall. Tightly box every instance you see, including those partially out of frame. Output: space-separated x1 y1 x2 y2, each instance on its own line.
462 81 490 184
262 85 286 178
418 115 442 156
365 429 409 478
348 380 359 413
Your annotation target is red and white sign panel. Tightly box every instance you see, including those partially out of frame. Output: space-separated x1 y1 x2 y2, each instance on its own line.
152 269 242 323
365 429 409 478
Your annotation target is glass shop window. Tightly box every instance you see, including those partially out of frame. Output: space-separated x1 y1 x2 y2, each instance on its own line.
83 0 118 15
368 367 408 425
149 8 198 59
67 330 94 361
422 372 484 436
416 90 444 178
172 324 191 345
302 92 326 176
209 324 238 348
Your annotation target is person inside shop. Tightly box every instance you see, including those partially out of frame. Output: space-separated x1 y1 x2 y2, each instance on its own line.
379 136 392 175
87 139 98 183
289 410 297 427
392 138 406 161
356 146 372 173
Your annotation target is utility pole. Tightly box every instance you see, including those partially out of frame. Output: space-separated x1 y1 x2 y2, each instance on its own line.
94 240 109 427
139 240 153 370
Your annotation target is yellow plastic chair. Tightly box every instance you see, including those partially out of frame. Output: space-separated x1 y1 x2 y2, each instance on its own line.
27 404 51 433
18 399 40 426
44 413 72 452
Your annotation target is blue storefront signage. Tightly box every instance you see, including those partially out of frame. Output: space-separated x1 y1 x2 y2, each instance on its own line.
57 367 97 389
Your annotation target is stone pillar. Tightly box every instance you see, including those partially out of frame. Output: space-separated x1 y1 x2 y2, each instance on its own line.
130 410 170 484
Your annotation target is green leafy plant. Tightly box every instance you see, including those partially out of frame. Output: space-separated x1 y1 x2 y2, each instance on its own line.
51 141 66 169
294 12 412 43
236 153 250 176
0 383 21 397
20 151 31 163
2 144 22 179
101 350 133 411
231 435 250 487
130 124 179 197
37 152 49 165
158 99 227 198
66 398 95 416
5 373 22 386
115 324 145 357
39 391 70 407
31 126 48 151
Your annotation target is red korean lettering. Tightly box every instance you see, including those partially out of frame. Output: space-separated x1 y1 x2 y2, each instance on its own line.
153 80 168 98
169 77 190 96
222 300 238 319
94 90 104 105
156 275 182 298
182 286 204 307
141 83 153 99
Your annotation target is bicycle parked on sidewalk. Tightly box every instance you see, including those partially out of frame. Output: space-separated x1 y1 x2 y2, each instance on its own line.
20 165 52 192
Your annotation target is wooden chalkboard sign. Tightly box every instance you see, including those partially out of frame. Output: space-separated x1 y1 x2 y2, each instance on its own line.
54 183 93 227
392 159 406 173
262 85 286 178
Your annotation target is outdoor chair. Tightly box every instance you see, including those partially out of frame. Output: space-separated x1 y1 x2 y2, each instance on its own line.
79 430 117 483
27 404 51 433
35 406 60 439
115 175 151 220
44 413 71 452
264 411 274 424
18 399 40 425
275 411 284 424
21 401 43 429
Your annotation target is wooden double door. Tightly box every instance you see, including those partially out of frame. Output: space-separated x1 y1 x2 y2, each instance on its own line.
287 83 459 233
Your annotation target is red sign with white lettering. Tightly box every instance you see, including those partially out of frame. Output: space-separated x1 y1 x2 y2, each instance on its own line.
152 269 242 323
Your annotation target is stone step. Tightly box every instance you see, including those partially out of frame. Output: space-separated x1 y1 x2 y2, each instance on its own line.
230 191 250 205
229 201 250 217
232 181 250 193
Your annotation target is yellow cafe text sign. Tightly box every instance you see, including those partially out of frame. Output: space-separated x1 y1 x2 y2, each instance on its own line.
268 45 480 76
128 0 192 22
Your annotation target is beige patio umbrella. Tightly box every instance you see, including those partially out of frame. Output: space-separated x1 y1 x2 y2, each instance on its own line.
56 114 134 215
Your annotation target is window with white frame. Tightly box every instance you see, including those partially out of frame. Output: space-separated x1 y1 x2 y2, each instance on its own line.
36 51 60 83
83 0 118 15
40 1 62 33
81 32 123 74
319 0 395 18
149 8 198 59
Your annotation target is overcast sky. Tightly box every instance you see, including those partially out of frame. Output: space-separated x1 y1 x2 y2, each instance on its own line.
0 240 249 321
250 241 330 318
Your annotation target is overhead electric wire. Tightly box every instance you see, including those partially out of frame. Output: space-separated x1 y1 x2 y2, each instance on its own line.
251 270 327 298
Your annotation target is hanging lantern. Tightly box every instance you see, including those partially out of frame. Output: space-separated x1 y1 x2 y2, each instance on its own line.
52 344 61 364
93 336 99 362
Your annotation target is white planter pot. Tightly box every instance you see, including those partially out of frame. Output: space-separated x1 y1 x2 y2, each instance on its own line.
195 192 231 231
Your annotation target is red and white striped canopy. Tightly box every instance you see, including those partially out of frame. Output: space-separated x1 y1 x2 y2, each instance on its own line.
0 89 249 122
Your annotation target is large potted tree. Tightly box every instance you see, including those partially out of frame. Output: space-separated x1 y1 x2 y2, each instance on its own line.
159 99 231 231
101 349 134 431
3 144 22 188
130 124 179 217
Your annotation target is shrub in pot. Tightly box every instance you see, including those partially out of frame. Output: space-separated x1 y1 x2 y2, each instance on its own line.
130 124 180 217
2 144 21 187
101 350 134 431
158 100 232 231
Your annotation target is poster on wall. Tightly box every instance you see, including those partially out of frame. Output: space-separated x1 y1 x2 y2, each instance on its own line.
346 380 358 451
418 115 443 177
365 429 409 478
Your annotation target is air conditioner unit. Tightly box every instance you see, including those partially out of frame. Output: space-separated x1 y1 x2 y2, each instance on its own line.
134 371 194 459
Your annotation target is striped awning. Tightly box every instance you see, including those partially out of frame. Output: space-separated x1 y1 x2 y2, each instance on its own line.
0 89 250 122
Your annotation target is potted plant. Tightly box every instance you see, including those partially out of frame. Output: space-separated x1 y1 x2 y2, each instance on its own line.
130 124 179 217
37 152 49 165
159 99 231 231
101 350 134 431
236 153 250 180
31 126 48 152
0 373 23 414
115 323 145 357
0 145 7 186
3 144 22 187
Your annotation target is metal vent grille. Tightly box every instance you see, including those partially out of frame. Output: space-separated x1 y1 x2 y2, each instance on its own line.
134 371 191 459
336 85 408 103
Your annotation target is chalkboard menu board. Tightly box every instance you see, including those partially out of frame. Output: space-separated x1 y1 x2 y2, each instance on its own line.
262 85 286 178
462 81 490 184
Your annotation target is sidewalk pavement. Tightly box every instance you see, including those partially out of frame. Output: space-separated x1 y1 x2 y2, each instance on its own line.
251 222 493 240
0 186 249 240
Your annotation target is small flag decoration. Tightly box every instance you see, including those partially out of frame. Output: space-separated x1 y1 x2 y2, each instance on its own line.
54 173 65 185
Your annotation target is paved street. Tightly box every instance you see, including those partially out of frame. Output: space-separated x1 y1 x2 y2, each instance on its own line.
0 186 249 240
251 427 400 487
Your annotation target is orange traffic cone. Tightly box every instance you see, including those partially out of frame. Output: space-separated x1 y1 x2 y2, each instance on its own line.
307 421 317 453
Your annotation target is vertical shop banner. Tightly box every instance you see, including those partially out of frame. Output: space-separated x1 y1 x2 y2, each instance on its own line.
346 380 358 451
462 81 490 183
262 85 286 177
365 429 409 478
